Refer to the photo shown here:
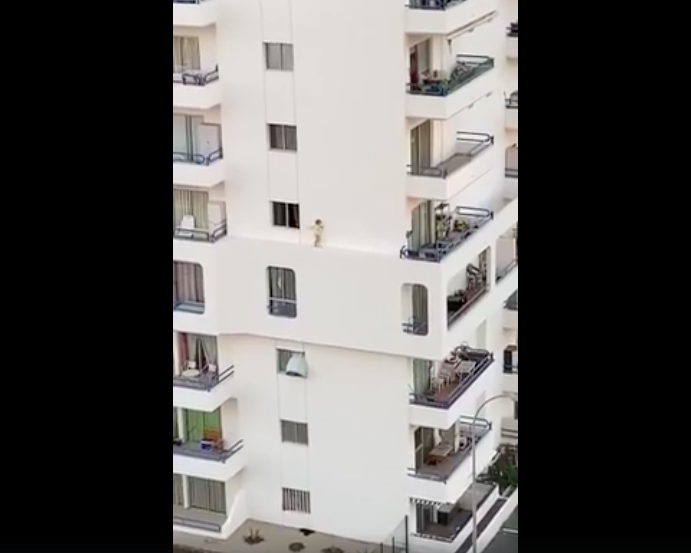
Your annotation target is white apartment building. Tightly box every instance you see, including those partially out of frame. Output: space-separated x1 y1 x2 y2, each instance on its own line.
173 1 519 552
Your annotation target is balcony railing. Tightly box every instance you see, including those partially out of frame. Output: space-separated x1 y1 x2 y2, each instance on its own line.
173 67 219 87
506 91 519 110
409 132 494 179
173 366 234 391
172 438 243 463
401 206 494 263
506 146 519 179
447 284 488 327
496 258 518 284
412 483 498 543
172 221 227 243
504 363 518 375
173 149 223 166
408 55 495 98
508 21 519 38
411 347 495 409
173 514 223 534
409 419 492 483
408 0 467 10
173 299 205 314
505 291 519 311
403 319 429 337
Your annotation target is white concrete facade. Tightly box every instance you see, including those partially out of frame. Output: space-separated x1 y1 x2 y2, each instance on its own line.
173 1 519 551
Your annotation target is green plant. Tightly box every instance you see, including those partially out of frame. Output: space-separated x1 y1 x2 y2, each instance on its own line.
481 445 519 493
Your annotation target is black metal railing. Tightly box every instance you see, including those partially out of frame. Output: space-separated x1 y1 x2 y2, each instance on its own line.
408 132 494 179
401 206 494 263
410 348 495 409
173 66 219 86
173 148 223 166
505 291 519 311
408 55 495 98
172 515 222 534
172 438 244 464
172 221 227 243
408 0 468 10
403 319 429 337
173 366 235 391
173 299 205 314
508 21 519 38
496 258 518 283
447 285 488 328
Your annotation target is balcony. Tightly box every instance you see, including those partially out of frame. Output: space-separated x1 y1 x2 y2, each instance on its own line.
173 505 227 535
447 260 490 329
405 0 498 35
401 206 494 263
410 347 495 430
172 206 227 244
407 55 496 120
174 366 236 412
504 291 519 330
173 68 221 110
507 22 519 59
502 346 518 395
173 261 205 315
504 145 518 200
407 133 495 201
173 149 225 188
411 482 500 553
409 419 496 503
505 92 519 131
173 438 246 481
173 0 217 28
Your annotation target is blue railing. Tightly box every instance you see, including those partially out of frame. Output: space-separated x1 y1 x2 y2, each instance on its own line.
173 366 235 391
410 349 495 409
173 148 223 166
172 439 244 464
407 0 468 11
172 221 227 243
408 55 494 98
408 132 494 179
173 66 219 86
172 300 205 314
401 206 494 263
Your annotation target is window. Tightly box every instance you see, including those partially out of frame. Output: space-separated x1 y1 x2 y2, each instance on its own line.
272 202 301 229
281 420 309 445
277 349 293 374
265 43 294 71
283 488 311 514
268 267 297 318
269 125 298 152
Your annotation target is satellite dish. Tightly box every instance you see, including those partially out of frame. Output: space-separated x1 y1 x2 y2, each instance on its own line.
286 354 308 378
